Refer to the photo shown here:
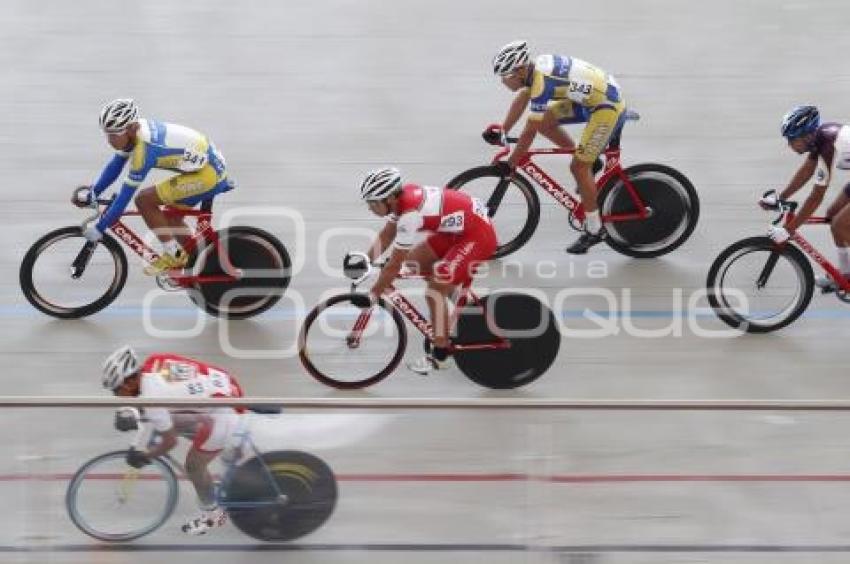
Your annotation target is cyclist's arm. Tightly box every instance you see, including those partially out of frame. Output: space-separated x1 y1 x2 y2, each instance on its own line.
502 88 531 133
140 406 178 458
367 220 398 262
370 246 407 298
94 184 136 232
370 212 418 297
91 151 130 197
779 157 818 200
94 153 149 232
507 117 541 168
785 184 827 232
144 427 178 459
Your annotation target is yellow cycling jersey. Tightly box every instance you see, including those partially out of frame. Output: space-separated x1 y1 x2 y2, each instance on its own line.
527 54 622 121
126 119 226 188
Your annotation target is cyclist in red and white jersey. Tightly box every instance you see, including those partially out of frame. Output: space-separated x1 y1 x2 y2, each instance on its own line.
102 346 244 536
760 105 850 291
360 167 497 374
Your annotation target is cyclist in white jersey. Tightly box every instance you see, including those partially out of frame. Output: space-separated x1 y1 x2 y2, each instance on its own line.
102 346 244 536
761 105 850 291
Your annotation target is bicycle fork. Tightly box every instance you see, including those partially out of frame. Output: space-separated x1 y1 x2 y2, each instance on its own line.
70 241 97 279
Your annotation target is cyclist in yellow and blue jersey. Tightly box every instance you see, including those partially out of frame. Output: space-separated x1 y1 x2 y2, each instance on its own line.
76 99 233 274
485 40 627 254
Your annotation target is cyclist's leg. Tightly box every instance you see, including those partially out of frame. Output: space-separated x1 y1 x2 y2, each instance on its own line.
432 228 498 341
148 164 222 241
827 189 850 244
135 186 175 244
405 238 448 346
828 188 850 277
539 103 578 150
181 412 238 534
571 103 624 212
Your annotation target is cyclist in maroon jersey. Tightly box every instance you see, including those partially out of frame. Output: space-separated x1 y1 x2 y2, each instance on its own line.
760 105 850 291
359 167 497 374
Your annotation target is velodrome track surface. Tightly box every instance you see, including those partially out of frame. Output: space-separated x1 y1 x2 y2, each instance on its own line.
4 0 850 562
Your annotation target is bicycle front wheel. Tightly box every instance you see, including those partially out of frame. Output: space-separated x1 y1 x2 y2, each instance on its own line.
706 236 814 333
20 227 128 318
65 450 179 542
299 293 407 389
447 165 540 258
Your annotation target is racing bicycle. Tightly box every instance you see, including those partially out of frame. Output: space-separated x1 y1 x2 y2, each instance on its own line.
706 200 847 333
20 187 291 319
447 115 699 258
298 252 561 390
66 409 337 542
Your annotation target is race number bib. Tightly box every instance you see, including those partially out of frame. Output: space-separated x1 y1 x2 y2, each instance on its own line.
439 210 465 233
181 144 207 172
163 360 197 382
566 79 592 103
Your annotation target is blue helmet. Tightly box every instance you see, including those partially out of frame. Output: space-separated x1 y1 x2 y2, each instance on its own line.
781 105 820 139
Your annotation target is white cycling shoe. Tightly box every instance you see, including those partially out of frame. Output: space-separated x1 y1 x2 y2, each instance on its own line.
181 506 227 536
407 354 451 375
816 274 840 294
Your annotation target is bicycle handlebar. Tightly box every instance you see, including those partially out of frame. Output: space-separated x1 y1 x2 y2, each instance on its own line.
769 199 800 226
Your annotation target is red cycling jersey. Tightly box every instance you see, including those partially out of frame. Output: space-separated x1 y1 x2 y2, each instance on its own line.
390 184 492 249
389 184 497 284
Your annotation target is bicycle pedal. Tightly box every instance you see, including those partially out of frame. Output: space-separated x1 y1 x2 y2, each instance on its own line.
155 274 183 292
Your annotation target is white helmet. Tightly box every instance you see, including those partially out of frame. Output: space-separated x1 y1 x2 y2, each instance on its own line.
360 167 403 201
102 345 140 390
493 40 530 76
99 98 139 133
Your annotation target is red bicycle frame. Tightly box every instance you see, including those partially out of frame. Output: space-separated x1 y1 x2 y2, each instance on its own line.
784 211 850 292
492 144 650 224
346 271 511 354
101 201 240 287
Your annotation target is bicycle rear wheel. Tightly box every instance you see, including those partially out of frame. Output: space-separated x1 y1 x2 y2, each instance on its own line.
191 226 291 319
447 165 540 258
20 227 128 318
600 163 699 258
299 293 407 389
65 450 179 541
706 236 814 333
453 292 560 389
224 450 338 542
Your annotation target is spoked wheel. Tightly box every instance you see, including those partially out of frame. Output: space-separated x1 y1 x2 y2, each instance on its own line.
223 450 338 542
299 293 407 389
65 450 179 542
453 292 560 389
600 163 699 258
447 165 541 258
190 226 291 319
19 227 128 319
706 236 814 333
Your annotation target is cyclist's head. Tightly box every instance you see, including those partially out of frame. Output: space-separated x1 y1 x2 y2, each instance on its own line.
100 98 140 150
781 105 820 141
360 167 403 205
100 98 139 133
102 345 141 393
493 40 530 77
